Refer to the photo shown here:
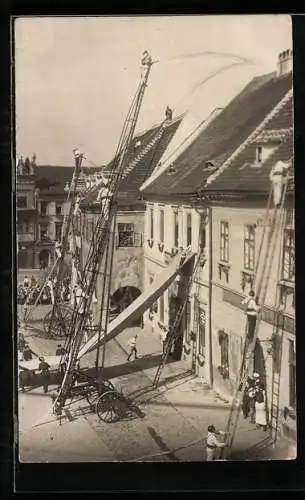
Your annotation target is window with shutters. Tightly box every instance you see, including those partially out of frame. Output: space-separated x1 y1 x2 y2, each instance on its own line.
244 225 255 271
186 213 192 247
159 209 164 244
289 340 296 409
220 221 229 262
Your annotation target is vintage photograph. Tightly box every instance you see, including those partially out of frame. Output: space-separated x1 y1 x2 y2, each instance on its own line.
15 15 295 462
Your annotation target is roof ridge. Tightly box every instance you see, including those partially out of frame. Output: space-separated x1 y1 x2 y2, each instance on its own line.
206 88 293 187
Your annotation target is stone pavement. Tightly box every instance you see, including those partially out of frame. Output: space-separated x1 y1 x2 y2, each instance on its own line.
18 313 295 462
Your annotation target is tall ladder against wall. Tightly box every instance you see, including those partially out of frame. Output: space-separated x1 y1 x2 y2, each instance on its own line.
220 178 290 459
269 203 294 442
153 253 201 388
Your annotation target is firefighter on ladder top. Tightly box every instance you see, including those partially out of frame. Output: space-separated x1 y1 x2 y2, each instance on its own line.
241 290 260 342
269 160 291 208
141 50 152 79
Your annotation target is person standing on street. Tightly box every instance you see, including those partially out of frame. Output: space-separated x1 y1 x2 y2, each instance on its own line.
255 382 268 431
206 425 226 461
127 334 138 362
38 356 50 393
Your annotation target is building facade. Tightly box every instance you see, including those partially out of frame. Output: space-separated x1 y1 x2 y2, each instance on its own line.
141 51 294 443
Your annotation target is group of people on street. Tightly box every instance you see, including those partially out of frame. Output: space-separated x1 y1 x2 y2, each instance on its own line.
242 373 268 431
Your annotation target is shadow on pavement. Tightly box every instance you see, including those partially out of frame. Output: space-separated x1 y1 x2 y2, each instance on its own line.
82 353 172 381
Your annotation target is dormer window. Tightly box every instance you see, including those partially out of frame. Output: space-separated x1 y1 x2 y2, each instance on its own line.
256 146 263 164
254 143 276 166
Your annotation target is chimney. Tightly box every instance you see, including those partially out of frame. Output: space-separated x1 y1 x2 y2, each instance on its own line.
276 49 293 77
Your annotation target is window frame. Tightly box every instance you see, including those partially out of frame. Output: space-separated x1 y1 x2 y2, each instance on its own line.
173 210 179 248
186 213 192 247
159 208 165 244
17 196 27 208
220 331 229 368
282 228 295 282
244 224 256 271
220 221 229 263
150 207 154 240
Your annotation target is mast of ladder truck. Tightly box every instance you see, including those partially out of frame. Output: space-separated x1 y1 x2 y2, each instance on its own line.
53 52 154 415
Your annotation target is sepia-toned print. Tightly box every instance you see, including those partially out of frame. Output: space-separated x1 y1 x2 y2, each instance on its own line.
15 15 295 462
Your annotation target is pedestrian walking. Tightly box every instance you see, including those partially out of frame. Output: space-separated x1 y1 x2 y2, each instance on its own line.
205 425 226 461
269 160 290 208
127 334 138 362
241 290 260 341
38 357 50 393
255 382 267 431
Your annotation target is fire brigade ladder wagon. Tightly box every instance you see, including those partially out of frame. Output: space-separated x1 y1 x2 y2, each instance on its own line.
220 179 290 459
53 58 154 419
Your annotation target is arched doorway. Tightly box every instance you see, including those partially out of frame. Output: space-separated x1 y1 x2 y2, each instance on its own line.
39 249 50 269
110 286 142 326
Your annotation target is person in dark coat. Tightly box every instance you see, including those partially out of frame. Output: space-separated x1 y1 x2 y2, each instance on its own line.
22 344 33 361
38 356 50 393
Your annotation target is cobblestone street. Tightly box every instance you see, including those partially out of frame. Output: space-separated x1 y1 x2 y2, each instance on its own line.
17 306 295 462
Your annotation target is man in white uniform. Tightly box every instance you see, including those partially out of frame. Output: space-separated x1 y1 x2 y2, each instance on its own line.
206 425 226 461
269 160 290 208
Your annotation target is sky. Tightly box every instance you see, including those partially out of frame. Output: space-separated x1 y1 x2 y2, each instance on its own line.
14 15 292 166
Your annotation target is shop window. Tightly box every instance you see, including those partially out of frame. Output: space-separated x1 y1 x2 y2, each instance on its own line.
117 223 141 247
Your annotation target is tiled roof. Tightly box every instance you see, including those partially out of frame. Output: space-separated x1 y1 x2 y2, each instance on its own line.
81 117 182 208
205 94 293 193
206 135 293 193
141 71 292 197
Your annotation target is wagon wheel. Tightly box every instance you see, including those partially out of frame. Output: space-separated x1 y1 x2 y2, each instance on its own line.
96 390 128 423
86 387 99 407
43 305 73 337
